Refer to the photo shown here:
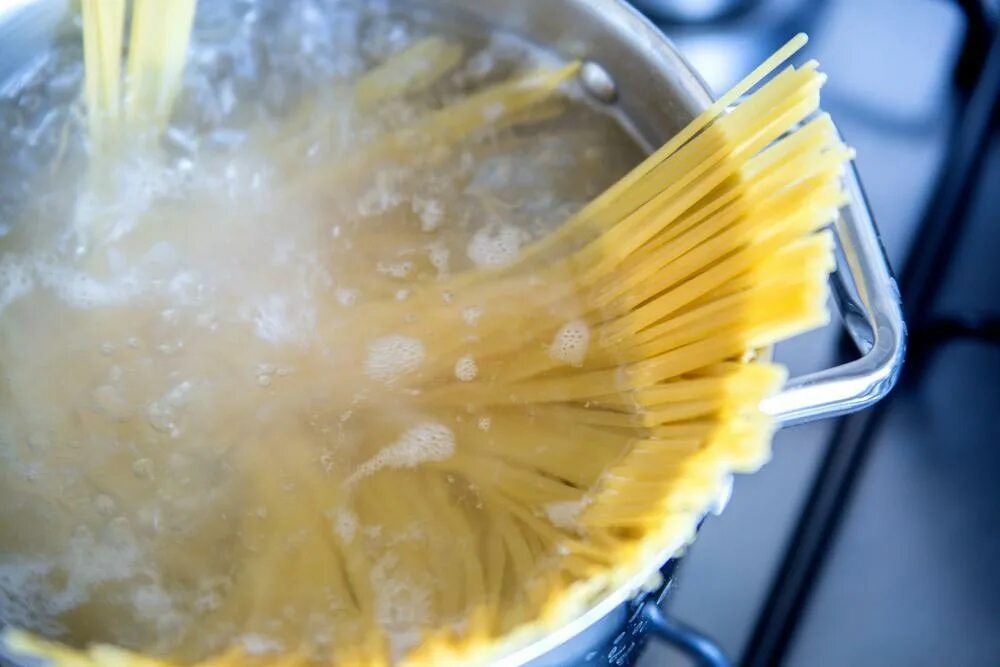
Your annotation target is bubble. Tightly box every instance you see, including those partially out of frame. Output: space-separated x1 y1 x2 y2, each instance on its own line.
329 507 358 543
0 256 34 315
549 319 590 367
462 306 482 327
357 172 403 217
0 560 66 637
545 500 586 529
335 287 359 306
426 242 450 277
467 223 524 268
241 634 283 655
477 416 491 431
251 294 317 344
412 196 444 232
349 423 455 483
376 260 414 279
364 335 425 383
454 355 477 382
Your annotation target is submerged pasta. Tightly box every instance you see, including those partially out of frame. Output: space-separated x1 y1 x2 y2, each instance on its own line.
0 2 842 665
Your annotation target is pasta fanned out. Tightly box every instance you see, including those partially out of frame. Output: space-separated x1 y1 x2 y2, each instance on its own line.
2 7 847 666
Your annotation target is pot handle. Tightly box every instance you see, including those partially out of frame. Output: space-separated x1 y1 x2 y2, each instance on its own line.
759 158 906 428
641 602 731 667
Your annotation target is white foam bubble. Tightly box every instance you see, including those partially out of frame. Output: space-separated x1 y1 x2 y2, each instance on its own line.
549 319 590 367
426 242 450 277
0 559 66 637
250 294 317 344
335 287 359 306
454 354 477 382
370 553 432 658
376 260 414 279
240 633 283 655
34 258 140 309
412 196 444 232
364 335 425 383
462 306 482 327
329 507 359 543
467 223 524 269
357 171 403 217
349 422 455 482
0 256 34 315
545 500 587 529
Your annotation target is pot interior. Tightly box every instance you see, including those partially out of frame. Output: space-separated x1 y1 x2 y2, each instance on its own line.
0 1 713 664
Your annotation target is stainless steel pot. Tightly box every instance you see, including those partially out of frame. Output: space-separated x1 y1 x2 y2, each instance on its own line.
0 0 905 665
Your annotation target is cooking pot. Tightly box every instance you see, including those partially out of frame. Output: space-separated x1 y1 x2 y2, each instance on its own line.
0 0 905 665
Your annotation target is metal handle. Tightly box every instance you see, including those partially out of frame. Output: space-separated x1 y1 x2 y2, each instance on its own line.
641 603 731 667
759 158 907 428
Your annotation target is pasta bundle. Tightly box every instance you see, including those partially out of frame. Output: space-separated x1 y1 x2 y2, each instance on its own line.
0 4 847 666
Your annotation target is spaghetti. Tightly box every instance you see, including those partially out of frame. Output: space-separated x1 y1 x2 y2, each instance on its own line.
0 4 847 666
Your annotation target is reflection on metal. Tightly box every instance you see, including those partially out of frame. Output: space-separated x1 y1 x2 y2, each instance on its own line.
580 61 619 103
760 158 907 427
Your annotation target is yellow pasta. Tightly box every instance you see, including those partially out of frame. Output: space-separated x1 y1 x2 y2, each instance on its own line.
0 3 848 665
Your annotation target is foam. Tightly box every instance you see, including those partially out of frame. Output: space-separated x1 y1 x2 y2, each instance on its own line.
0 560 66 638
376 260 414 279
240 634 283 655
454 354 478 382
467 223 524 268
462 306 483 327
132 583 182 642
411 196 444 232
250 294 317 344
335 287 359 306
0 257 34 315
426 242 450 277
364 335 426 383
548 319 590 367
329 507 359 543
357 171 404 217
349 422 455 483
370 553 432 659
144 380 195 438
34 258 140 309
544 500 587 529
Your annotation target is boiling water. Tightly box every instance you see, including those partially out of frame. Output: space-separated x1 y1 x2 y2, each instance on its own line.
0 0 643 661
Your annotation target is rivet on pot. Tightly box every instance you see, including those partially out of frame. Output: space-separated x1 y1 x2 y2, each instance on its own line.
579 61 618 104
